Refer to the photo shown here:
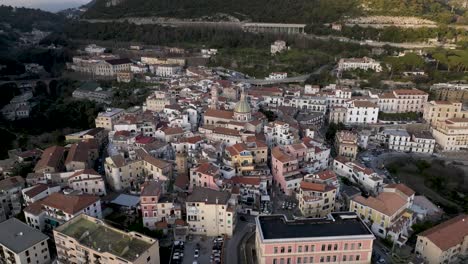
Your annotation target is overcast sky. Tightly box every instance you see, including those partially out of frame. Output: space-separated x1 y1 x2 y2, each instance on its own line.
2 0 91 12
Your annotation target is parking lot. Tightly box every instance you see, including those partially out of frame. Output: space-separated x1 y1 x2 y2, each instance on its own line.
170 235 225 264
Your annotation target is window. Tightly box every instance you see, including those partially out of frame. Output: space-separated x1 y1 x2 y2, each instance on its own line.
297 258 302 264
320 256 325 263
309 257 314 263
358 243 362 249
356 255 360 261
327 244 332 251
147 256 151 262
273 259 277 264
305 245 309 252
334 244 338 250
288 246 292 253
344 243 348 250
326 256 331 262
274 247 278 254
321 245 326 251
280 247 285 253
343 256 347 261
298 246 302 252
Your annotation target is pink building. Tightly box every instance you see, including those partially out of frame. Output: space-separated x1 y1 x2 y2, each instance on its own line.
189 162 221 191
271 146 303 195
255 213 375 264
140 181 181 229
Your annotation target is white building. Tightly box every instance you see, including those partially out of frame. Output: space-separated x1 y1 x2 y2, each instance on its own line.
150 64 182 77
266 72 287 80
0 218 50 264
84 44 106 54
271 40 288 54
264 121 297 147
333 158 384 194
67 169 107 196
186 187 236 237
338 57 382 72
374 89 428 113
345 100 379 125
379 129 435 154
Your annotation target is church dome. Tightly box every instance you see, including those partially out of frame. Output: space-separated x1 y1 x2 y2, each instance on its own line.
234 89 251 113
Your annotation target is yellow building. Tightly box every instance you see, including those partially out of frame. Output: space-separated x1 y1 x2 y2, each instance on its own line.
95 108 125 130
298 181 337 218
432 118 468 151
350 184 415 243
423 101 468 126
335 131 358 160
416 214 468 264
54 214 160 264
225 143 255 172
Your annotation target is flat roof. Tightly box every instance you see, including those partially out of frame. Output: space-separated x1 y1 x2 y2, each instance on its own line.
0 218 49 253
257 212 374 241
57 216 153 261
98 108 124 117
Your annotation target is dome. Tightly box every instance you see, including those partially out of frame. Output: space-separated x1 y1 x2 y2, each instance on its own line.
234 89 251 113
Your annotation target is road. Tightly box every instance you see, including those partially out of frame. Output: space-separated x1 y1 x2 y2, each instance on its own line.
225 216 255 264
231 74 311 85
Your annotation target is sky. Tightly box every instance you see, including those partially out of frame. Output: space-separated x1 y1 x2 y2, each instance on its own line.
2 0 91 12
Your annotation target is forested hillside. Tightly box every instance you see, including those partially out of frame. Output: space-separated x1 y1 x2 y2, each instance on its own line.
83 0 468 24
83 0 361 23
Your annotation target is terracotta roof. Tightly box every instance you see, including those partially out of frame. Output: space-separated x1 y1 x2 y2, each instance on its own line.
353 192 407 216
204 109 234 120
174 174 189 190
65 142 89 164
187 187 230 204
42 193 99 215
194 163 219 176
213 127 241 137
23 184 48 198
271 147 295 163
316 170 337 180
34 146 65 172
69 169 101 179
385 183 415 197
141 181 163 197
300 181 327 192
393 89 427 96
334 155 351 164
352 100 378 108
179 135 204 144
109 155 125 167
230 176 261 186
419 214 468 251
175 219 187 226
0 176 25 191
379 92 396 99
24 201 44 215
143 154 171 169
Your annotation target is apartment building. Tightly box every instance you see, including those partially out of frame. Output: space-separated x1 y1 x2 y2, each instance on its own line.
264 121 298 147
186 187 236 237
423 100 468 126
411 131 436 154
350 184 415 244
345 100 379 125
54 214 160 264
432 118 468 151
24 192 102 231
95 58 132 76
338 57 382 72
189 162 222 191
0 218 50 264
430 83 468 103
415 214 468 264
271 40 288 54
255 213 375 264
329 106 347 124
95 107 125 130
144 91 175 112
333 157 383 194
65 140 99 172
0 176 25 222
335 131 358 160
22 183 61 205
271 146 302 195
141 56 185 66
379 129 412 152
376 89 428 113
68 169 107 196
140 181 182 229
34 145 65 173
298 178 337 218
105 153 172 191
150 64 182 77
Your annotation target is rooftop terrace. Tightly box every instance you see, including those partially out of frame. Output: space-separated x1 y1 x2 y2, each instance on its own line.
257 212 374 241
56 216 153 261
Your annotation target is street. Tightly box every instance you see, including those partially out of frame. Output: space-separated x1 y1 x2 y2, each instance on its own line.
225 215 256 264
